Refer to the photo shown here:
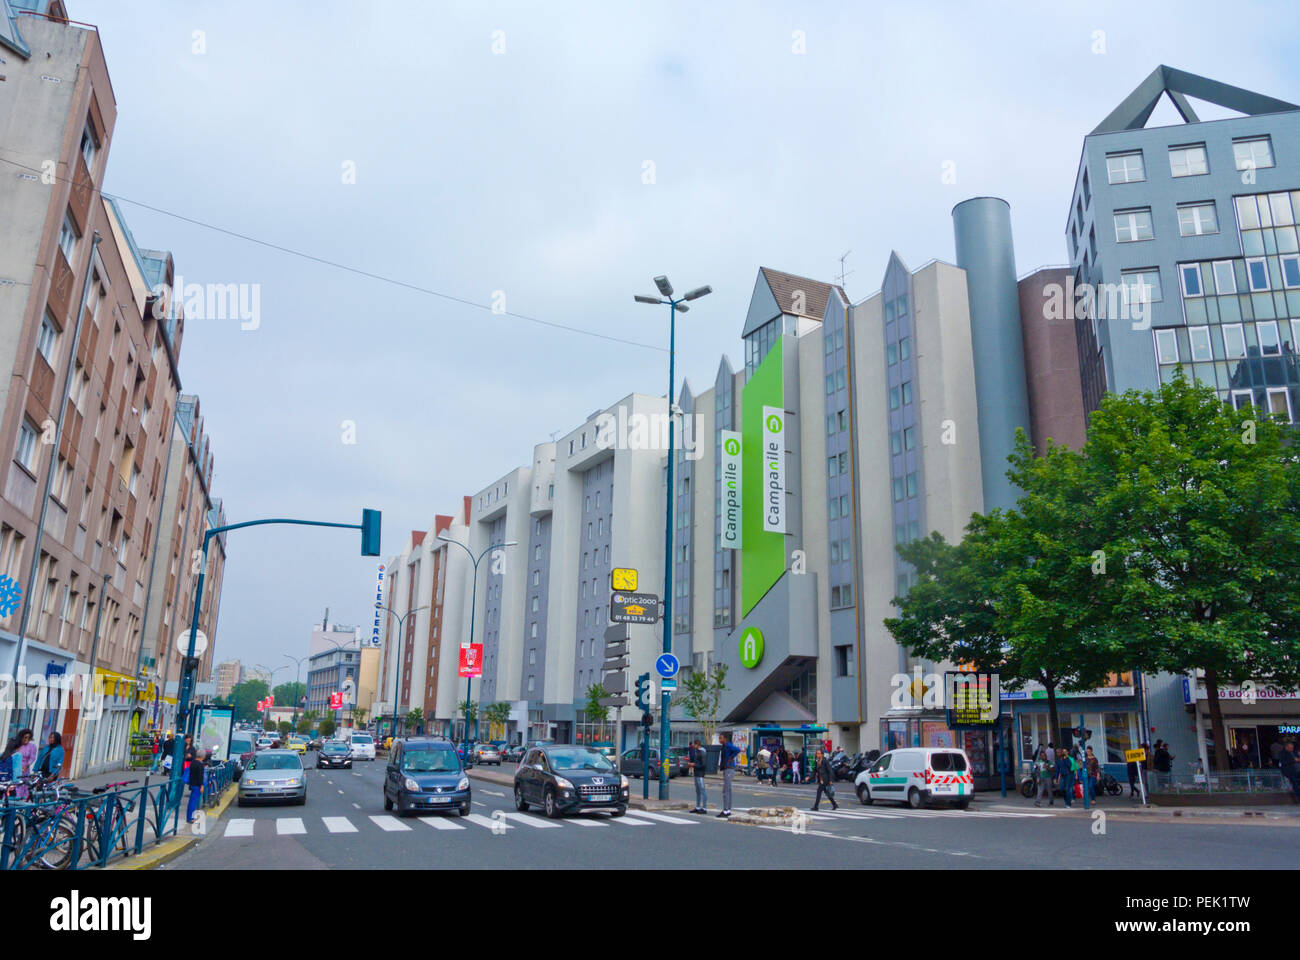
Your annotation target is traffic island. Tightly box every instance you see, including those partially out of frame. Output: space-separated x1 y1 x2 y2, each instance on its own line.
726 805 803 826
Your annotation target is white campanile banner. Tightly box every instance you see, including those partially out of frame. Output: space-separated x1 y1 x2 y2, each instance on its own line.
761 406 786 534
720 430 742 549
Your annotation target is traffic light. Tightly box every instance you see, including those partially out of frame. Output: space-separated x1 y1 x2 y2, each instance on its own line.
641 712 653 728
361 508 382 556
634 672 650 712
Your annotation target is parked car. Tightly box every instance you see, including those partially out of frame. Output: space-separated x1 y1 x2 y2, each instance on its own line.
854 747 973 810
238 750 307 806
229 732 258 781
502 744 526 763
514 744 629 819
619 747 682 779
472 744 501 766
348 732 376 760
383 737 470 817
316 741 353 769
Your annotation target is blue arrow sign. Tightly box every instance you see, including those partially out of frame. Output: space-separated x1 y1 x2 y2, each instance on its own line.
656 653 680 679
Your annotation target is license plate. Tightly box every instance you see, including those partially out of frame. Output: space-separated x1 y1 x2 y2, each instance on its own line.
429 797 450 804
933 785 954 793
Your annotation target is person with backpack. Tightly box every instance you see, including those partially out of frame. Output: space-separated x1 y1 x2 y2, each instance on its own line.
810 749 839 811
716 732 741 818
1153 740 1174 787
688 739 709 814
186 748 209 823
33 732 64 783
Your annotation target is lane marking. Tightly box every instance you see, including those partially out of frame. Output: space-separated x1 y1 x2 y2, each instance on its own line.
420 816 466 831
352 803 361 810
464 813 513 830
608 816 653 826
322 817 357 833
276 817 306 835
225 818 255 837
566 818 605 827
623 810 696 825
501 811 562 828
369 815 412 832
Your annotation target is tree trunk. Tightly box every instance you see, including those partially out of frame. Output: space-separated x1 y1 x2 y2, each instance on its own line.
1204 667 1231 772
1044 678 1061 753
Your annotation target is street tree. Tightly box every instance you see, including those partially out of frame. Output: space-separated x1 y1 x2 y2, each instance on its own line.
582 684 609 741
405 707 424 734
319 718 335 738
678 663 728 745
481 701 511 740
227 679 270 723
273 681 306 708
352 706 368 728
277 721 291 737
1074 374 1300 770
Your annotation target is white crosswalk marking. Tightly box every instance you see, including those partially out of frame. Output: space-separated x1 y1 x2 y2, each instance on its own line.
276 818 306 835
369 815 411 832
566 817 606 826
464 813 513 831
419 816 466 831
608 815 653 826
225 818 255 837
626 810 697 825
501 811 562 828
322 817 357 833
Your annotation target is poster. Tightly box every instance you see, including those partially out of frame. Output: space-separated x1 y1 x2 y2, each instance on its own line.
760 407 786 533
964 731 989 777
197 706 232 761
922 721 953 748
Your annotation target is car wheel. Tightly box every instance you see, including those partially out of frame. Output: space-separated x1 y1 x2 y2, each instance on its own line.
544 787 560 819
907 788 925 810
611 806 626 818
384 792 393 811
514 785 529 811
955 799 971 810
856 784 872 805
296 794 307 806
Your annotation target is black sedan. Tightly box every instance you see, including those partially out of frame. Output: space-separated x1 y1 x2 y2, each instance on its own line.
514 744 630 818
316 741 353 769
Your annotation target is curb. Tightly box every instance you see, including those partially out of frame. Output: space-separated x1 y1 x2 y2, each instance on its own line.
107 782 238 871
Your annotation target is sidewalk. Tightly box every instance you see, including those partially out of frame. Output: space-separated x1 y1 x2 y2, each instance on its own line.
973 787 1300 820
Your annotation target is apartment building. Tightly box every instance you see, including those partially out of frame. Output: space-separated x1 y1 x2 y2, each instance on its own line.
1065 66 1300 773
0 2 226 772
214 659 241 699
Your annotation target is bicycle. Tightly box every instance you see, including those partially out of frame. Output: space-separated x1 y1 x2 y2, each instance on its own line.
59 779 139 865
2 775 79 869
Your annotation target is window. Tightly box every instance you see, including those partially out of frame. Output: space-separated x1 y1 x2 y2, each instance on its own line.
580 431 587 449
1267 388 1293 422
886 343 897 365
532 570 539 586
1114 208 1153 242
530 623 537 640
80 123 98 169
1177 202 1218 237
899 337 911 361
1258 320 1281 356
892 478 904 503
15 420 39 472
1154 329 1178 364
1168 143 1208 178
1293 319 1300 352
58 214 78 263
1213 261 1236 295
597 518 603 536
37 312 59 365
1222 323 1247 360
901 381 913 405
1180 263 1202 297
890 431 901 455
1232 390 1254 411
1247 258 1270 291
1106 151 1145 184
903 427 915 450
1281 255 1300 289
531 596 538 612
828 497 839 520
1121 269 1162 305
1082 169 1091 205
534 544 541 561
584 496 589 513
906 473 917 498
1188 325 1212 362
889 387 900 410
1233 137 1275 172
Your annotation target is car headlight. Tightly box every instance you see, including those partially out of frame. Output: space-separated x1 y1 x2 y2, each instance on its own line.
554 777 574 790
404 777 421 792
457 777 470 791
620 775 629 788
289 777 302 786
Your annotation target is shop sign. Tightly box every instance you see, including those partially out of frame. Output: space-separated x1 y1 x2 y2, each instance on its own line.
1192 684 1300 701
720 431 742 549
945 671 1000 728
371 563 386 646
739 627 764 669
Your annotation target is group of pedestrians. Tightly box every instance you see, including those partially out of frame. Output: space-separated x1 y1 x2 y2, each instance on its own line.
0 729 64 797
1030 741 1106 808
753 743 820 785
684 734 841 817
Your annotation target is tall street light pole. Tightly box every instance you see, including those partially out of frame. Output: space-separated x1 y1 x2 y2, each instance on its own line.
254 664 289 733
379 605 428 739
284 654 306 732
636 277 712 801
437 535 518 743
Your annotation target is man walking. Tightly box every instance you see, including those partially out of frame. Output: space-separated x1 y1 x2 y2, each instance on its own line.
1035 749 1055 807
1055 747 1075 808
811 749 839 811
689 739 709 814
716 732 740 818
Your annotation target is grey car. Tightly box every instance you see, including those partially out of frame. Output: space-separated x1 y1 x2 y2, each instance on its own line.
237 749 307 806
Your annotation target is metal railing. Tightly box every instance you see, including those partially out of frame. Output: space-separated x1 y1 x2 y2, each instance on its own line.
0 762 234 870
1149 769 1292 794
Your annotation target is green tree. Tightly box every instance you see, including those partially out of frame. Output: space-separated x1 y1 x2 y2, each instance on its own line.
278 721 291 736
1074 374 1300 770
405 707 424 733
319 718 335 738
352 706 368 728
273 681 306 708
481 701 511 739
458 700 478 724
678 663 728 745
228 679 269 723
581 685 609 741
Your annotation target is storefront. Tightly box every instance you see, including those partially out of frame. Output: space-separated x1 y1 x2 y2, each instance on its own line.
878 712 1006 790
1010 676 1143 777
1183 674 1300 771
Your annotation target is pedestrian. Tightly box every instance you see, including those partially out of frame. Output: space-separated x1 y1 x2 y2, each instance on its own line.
33 732 64 784
1055 746 1074 808
1085 746 1101 799
183 734 197 775
689 739 709 813
810 749 839 811
1153 740 1173 787
1269 738 1285 769
716 732 740 818
186 747 208 823
1035 749 1055 807
1279 741 1300 802
1044 741 1056 765
756 744 771 783
1126 753 1141 798
791 749 802 785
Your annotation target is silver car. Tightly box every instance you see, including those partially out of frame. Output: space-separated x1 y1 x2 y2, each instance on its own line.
473 745 501 765
237 749 307 806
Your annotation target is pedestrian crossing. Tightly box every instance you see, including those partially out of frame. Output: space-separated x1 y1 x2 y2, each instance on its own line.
736 805 1055 822
219 808 700 839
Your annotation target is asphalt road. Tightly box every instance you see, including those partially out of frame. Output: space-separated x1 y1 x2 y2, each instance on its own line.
162 755 1300 870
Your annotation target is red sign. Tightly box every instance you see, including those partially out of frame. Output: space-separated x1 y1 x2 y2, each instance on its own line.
458 644 483 678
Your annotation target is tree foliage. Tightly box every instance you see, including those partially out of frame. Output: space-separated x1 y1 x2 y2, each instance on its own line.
227 679 269 723
678 664 728 745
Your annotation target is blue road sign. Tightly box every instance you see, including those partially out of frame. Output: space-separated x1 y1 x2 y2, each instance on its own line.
661 678 677 691
656 653 680 679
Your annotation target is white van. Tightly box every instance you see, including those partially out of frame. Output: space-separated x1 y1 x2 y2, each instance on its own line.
853 746 973 809
348 731 376 760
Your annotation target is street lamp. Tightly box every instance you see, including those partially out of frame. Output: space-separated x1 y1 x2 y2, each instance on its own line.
635 275 711 800
437 534 518 742
284 654 307 732
379 604 429 739
254 664 290 733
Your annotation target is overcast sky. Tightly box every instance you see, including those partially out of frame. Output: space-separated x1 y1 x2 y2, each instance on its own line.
72 0 1300 675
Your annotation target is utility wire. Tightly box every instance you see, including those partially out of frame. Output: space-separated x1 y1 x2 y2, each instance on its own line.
0 153 667 352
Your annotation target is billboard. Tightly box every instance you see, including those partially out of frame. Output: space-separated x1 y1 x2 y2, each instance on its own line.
944 671 1000 728
196 706 233 761
458 643 483 678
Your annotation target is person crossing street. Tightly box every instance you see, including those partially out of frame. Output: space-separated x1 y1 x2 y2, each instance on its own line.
810 749 839 811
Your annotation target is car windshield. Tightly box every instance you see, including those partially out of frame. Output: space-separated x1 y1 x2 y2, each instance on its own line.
250 755 301 770
352 735 372 743
548 748 613 771
323 744 349 754
403 749 459 772
231 738 255 752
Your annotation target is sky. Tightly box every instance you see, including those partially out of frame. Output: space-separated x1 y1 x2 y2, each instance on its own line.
69 0 1300 674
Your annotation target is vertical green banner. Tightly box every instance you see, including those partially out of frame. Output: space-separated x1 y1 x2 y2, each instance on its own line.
741 338 785 617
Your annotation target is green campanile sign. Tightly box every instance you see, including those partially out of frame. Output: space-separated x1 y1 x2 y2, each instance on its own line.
739 627 765 668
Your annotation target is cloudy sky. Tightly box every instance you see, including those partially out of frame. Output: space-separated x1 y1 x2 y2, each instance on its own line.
72 0 1300 674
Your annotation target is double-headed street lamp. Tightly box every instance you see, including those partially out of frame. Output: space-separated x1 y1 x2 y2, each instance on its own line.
437 534 518 742
379 604 429 738
284 654 307 731
635 276 712 801
254 664 290 732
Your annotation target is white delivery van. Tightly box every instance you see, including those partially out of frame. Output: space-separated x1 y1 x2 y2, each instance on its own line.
853 746 974 809
347 731 376 760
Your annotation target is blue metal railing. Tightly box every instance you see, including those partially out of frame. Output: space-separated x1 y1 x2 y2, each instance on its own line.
0 762 234 870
